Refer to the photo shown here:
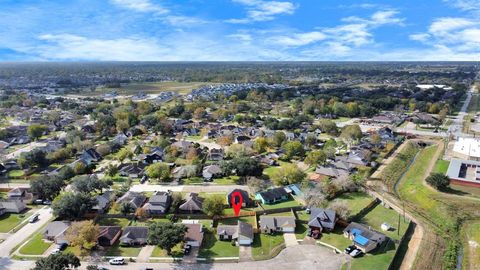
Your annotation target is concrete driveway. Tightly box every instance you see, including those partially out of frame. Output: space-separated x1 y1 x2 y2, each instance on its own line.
283 233 298 247
0 207 52 258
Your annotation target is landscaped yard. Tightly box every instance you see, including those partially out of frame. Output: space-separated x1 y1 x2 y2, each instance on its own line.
198 228 239 258
213 176 239 185
263 161 292 179
217 216 256 227
319 227 352 250
329 192 374 218
105 242 142 257
8 170 25 178
251 233 285 260
19 233 52 255
0 212 31 233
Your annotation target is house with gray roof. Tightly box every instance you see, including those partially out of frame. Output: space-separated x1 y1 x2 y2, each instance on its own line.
217 221 254 246
343 222 387 253
92 191 114 214
259 215 296 234
116 191 146 210
308 208 337 238
119 226 148 246
179 193 204 213
143 191 171 215
44 221 70 244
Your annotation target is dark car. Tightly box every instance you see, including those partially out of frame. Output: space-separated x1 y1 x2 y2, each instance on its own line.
184 244 192 255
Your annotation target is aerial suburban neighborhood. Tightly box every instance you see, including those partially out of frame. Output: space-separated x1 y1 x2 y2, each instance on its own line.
0 1 480 270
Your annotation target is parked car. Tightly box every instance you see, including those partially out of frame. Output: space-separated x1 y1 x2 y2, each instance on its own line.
109 257 125 265
29 214 39 223
344 245 356 254
349 248 363 257
306 227 312 237
51 243 67 254
43 200 52 205
184 244 192 255
34 199 43 205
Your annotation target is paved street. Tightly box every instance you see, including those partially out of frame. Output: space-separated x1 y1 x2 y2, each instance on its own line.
0 207 52 258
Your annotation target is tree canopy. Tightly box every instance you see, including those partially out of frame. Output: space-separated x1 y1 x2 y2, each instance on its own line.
33 253 80 270
52 192 96 220
147 222 187 254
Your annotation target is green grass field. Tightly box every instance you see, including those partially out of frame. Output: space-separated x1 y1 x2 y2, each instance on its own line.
105 242 142 257
433 159 450 174
84 81 214 96
319 227 352 250
257 198 301 210
463 221 480 269
198 228 239 258
329 192 375 218
0 212 31 233
8 170 25 178
251 233 285 260
96 217 131 228
217 216 256 227
19 233 51 255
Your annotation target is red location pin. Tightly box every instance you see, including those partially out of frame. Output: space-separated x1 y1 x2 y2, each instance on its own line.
231 191 243 217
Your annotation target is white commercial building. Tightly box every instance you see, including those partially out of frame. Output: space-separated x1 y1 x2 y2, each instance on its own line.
453 137 480 161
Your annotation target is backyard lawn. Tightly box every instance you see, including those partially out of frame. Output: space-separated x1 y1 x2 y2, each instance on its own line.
329 192 374 218
217 216 256 227
358 204 409 242
256 198 301 210
251 233 285 260
295 210 309 239
96 217 131 228
198 228 239 258
0 212 31 233
19 233 52 255
105 242 142 257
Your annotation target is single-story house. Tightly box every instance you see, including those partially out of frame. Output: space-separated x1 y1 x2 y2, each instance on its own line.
172 165 198 179
446 158 480 187
343 222 387 253
255 187 290 205
183 222 204 247
119 226 148 246
259 215 296 233
217 221 254 246
116 191 146 210
0 200 27 213
92 191 114 214
7 188 34 204
44 221 70 244
202 165 223 181
226 189 253 207
179 193 204 213
80 148 102 165
98 226 122 246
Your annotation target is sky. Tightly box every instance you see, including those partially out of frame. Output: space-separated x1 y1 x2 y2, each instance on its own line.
0 0 479 61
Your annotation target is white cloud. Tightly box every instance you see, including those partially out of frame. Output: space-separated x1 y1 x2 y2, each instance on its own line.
270 31 326 46
409 33 430 42
110 0 168 14
227 0 296 23
444 0 480 11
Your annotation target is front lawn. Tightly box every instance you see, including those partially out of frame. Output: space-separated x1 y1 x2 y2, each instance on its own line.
251 233 285 260
105 242 142 257
213 176 239 185
8 170 25 178
198 228 239 258
319 227 352 250
19 233 52 255
0 212 31 233
350 241 398 270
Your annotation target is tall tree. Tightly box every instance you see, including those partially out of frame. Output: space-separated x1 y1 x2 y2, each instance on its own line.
33 253 81 270
52 193 96 220
65 220 100 251
147 222 187 255
202 195 225 217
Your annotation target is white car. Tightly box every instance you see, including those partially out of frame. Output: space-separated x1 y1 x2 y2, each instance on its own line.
349 248 363 257
108 257 125 265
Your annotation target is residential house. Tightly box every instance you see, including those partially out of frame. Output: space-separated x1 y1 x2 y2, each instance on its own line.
172 165 198 180
44 221 70 244
80 148 102 165
118 163 145 178
179 193 204 213
217 221 254 246
112 133 128 146
97 226 122 246
226 189 253 207
92 191 114 214
208 148 224 161
143 191 171 215
138 151 163 164
343 222 387 253
0 200 26 213
255 187 290 205
7 188 34 204
116 191 146 210
307 208 337 238
259 215 296 233
202 165 222 181
314 166 350 180
119 226 148 246
183 222 204 247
